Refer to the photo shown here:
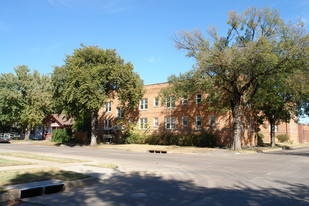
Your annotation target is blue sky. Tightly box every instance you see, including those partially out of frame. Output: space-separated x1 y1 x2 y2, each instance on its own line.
1 0 308 123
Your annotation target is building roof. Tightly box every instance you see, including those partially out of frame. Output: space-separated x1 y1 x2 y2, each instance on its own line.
48 114 74 126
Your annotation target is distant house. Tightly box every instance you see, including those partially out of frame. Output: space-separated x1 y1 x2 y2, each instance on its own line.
45 114 74 140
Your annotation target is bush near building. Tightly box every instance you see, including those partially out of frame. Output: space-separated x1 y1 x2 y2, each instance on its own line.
277 134 289 143
51 129 72 143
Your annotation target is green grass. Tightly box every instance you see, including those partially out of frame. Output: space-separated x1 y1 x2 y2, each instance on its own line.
85 163 118 169
0 187 7 194
0 167 90 186
0 153 89 163
0 158 33 167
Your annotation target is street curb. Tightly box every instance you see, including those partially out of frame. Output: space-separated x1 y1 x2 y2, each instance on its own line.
257 148 284 153
258 144 309 153
0 177 98 203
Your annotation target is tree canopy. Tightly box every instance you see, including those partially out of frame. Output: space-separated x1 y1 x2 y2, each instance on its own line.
52 45 143 146
165 8 308 150
0 65 52 138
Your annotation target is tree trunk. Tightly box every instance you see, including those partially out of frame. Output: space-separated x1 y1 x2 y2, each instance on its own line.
231 105 242 151
270 122 276 147
24 127 31 140
90 111 98 146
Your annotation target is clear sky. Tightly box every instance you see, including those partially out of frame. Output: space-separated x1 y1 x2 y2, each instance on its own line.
1 0 308 123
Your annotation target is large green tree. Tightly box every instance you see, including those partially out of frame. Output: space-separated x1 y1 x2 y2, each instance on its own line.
52 45 143 146
253 75 296 147
166 8 308 150
0 66 52 138
254 66 309 147
0 73 22 131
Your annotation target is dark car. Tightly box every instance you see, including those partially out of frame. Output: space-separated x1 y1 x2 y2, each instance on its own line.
0 133 11 143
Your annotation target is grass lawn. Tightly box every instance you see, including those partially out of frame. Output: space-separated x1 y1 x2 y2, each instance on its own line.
0 153 89 163
0 187 7 194
85 163 118 169
0 158 33 167
0 167 90 187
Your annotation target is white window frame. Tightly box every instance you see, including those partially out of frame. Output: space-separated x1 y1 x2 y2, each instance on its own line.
139 118 148 129
165 96 176 109
104 119 112 130
274 125 278 132
196 94 202 104
196 116 202 127
210 115 216 127
139 98 148 110
165 117 176 129
154 118 159 128
154 97 159 107
182 96 188 105
182 116 188 128
105 102 112 112
116 108 124 118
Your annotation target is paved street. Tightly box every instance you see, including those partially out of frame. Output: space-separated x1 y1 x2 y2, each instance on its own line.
0 143 308 205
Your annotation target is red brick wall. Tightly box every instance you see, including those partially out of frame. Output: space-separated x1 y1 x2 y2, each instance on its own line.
259 119 301 144
97 83 264 147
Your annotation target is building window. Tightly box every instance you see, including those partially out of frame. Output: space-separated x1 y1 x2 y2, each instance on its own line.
105 102 112 112
95 120 98 130
139 98 148 110
210 115 216 127
165 117 176 129
182 117 188 128
182 96 188 105
154 118 159 128
196 116 202 127
196 94 202 104
165 96 176 109
116 108 124 118
154 97 159 107
249 119 254 130
274 125 278 132
139 118 148 129
104 119 112 130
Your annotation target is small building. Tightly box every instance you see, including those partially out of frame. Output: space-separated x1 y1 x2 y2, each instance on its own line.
45 114 74 140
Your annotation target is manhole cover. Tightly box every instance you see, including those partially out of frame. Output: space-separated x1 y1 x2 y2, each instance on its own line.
129 192 148 199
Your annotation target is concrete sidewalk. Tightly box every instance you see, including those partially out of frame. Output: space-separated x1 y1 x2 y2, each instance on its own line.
0 155 120 204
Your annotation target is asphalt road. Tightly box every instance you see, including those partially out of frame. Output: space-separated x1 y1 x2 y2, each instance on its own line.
1 143 308 206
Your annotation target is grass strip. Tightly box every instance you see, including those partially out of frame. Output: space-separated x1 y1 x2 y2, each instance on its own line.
0 153 88 163
0 158 33 167
0 187 7 194
85 163 118 169
0 167 90 186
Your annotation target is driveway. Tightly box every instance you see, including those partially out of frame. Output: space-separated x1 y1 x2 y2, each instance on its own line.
0 144 308 205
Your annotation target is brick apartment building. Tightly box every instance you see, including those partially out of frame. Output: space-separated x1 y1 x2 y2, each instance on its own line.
97 82 308 146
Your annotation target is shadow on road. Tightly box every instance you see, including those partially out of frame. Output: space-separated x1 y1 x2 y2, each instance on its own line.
10 171 309 206
262 148 309 157
54 143 87 147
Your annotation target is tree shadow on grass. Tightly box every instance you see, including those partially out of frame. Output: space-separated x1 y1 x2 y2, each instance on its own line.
12 171 309 206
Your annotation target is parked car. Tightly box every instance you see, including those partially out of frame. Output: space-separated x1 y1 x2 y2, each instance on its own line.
8 132 20 140
0 133 11 143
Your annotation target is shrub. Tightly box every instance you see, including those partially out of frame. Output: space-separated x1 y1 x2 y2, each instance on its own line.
146 132 217 147
124 133 146 144
51 129 71 143
277 134 289 143
257 132 264 146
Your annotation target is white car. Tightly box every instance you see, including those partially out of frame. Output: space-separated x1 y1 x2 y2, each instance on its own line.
0 133 11 143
